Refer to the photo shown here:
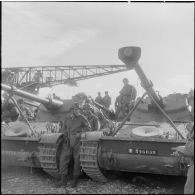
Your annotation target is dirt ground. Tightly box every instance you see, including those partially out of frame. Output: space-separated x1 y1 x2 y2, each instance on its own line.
1 165 186 194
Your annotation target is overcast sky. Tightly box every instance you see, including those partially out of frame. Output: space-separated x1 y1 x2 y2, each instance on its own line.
2 2 194 108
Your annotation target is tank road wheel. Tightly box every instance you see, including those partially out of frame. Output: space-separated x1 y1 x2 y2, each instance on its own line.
38 133 64 180
80 132 107 183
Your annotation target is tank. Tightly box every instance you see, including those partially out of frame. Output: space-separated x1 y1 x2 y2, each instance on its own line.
1 84 87 179
1 82 115 179
79 47 194 182
1 47 193 182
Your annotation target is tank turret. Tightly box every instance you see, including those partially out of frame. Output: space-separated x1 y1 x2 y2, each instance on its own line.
2 84 63 110
1 84 83 122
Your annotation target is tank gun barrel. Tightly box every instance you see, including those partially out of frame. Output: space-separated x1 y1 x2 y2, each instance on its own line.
118 47 185 140
1 84 63 109
118 47 164 107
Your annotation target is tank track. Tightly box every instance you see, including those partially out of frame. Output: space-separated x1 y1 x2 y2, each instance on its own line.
39 143 60 179
80 140 107 182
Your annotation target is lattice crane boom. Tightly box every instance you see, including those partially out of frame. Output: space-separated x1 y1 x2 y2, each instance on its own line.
2 65 128 91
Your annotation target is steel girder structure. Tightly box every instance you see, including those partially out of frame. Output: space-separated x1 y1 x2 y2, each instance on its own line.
1 65 128 89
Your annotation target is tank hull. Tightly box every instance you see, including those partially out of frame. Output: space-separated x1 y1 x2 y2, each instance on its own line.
98 137 187 176
1 132 64 179
1 137 41 167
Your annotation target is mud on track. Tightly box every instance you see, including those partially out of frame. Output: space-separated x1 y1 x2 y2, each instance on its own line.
1 165 185 194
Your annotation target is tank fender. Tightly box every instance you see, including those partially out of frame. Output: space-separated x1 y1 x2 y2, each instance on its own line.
81 131 104 141
39 133 64 144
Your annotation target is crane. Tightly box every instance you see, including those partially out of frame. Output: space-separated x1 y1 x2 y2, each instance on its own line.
2 65 129 92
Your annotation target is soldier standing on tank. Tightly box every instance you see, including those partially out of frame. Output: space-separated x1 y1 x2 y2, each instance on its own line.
115 78 137 120
95 92 103 105
56 103 91 188
102 91 111 109
120 78 137 103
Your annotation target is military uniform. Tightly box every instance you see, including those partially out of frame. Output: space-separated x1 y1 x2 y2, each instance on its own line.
95 95 103 105
115 83 137 120
58 112 91 187
120 84 137 102
102 95 111 109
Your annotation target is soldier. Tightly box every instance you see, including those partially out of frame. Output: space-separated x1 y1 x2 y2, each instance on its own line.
115 78 137 120
83 104 101 131
56 103 91 188
120 78 137 100
95 92 103 105
102 91 111 109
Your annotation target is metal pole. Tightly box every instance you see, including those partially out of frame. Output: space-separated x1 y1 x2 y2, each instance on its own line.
112 92 147 136
123 122 160 127
2 84 63 108
10 97 34 136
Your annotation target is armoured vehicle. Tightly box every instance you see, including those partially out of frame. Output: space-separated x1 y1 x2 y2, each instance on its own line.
1 47 194 181
79 47 194 182
1 84 89 178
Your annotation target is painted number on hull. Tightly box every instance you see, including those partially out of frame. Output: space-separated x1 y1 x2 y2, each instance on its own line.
128 148 158 156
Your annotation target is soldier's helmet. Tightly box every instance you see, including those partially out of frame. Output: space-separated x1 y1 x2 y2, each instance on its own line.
123 78 129 83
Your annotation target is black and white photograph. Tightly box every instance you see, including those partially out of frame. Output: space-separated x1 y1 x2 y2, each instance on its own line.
1 1 194 194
